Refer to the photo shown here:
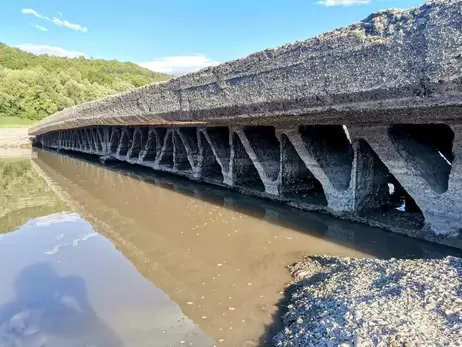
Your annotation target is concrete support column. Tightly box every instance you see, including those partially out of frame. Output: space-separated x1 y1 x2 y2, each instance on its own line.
155 129 174 170
176 128 201 178
234 126 281 195
199 127 232 186
101 127 110 154
351 138 391 213
282 127 355 213
356 125 462 236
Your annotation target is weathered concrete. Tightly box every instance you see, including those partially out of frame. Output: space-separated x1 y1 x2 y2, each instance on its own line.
30 0 462 247
29 0 461 136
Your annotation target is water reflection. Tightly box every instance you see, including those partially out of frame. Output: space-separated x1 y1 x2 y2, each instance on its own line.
0 263 122 347
0 158 67 234
0 158 214 347
29 149 461 346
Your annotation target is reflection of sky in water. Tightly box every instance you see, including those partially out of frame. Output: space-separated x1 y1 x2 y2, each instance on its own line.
0 213 214 347
29 212 81 227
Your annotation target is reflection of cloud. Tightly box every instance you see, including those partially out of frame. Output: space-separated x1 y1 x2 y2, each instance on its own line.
0 263 123 346
45 244 64 255
60 295 83 313
31 212 81 227
72 233 97 248
46 233 98 255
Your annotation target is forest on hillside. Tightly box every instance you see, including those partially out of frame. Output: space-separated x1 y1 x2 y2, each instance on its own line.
0 43 172 122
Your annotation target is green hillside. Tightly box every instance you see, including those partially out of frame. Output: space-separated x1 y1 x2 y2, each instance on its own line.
0 43 172 122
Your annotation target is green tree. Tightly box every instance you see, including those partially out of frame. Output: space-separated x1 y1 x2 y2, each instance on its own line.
0 42 172 121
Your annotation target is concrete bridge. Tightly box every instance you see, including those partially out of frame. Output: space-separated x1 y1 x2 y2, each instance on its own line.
30 0 462 247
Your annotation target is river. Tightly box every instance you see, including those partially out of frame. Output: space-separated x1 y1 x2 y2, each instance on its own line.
0 149 458 347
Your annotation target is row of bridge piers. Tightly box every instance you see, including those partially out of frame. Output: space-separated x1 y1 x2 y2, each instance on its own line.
35 122 462 248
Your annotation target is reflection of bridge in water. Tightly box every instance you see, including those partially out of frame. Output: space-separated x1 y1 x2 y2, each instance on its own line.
32 149 461 345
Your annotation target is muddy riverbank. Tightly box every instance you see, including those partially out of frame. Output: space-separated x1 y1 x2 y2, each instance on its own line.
0 129 31 148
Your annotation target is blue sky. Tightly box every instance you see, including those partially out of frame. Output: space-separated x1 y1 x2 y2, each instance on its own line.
1 0 426 75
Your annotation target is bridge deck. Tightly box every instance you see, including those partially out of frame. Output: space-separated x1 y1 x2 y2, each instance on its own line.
29 0 461 136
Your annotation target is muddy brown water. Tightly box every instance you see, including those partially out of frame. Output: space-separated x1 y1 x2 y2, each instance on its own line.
0 149 459 347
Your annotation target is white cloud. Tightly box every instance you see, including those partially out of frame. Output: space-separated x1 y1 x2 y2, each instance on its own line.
21 8 49 20
34 25 48 32
21 8 87 32
57 12 63 16
16 44 88 58
317 0 370 6
51 17 87 32
140 55 219 76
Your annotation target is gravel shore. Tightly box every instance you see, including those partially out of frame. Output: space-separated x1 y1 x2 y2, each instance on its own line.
0 129 31 148
274 256 462 347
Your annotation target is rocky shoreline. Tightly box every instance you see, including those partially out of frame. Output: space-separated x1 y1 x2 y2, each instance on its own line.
274 256 462 347
0 129 31 148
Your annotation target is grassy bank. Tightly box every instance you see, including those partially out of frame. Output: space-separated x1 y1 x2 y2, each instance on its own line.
0 117 36 128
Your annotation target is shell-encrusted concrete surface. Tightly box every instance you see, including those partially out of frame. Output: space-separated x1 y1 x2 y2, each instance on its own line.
274 256 462 347
29 0 462 136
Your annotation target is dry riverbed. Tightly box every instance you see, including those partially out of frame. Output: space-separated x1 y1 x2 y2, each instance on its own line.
274 256 462 347
0 128 31 148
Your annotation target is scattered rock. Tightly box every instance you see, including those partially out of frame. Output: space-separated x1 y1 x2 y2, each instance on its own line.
274 256 462 347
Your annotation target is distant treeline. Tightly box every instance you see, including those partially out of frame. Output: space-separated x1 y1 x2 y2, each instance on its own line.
0 43 172 121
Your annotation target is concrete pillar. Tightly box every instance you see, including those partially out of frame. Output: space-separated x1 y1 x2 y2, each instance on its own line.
356 124 462 236
230 130 266 194
282 127 356 213
234 126 281 195
199 127 232 186
176 128 201 178
197 130 225 183
156 129 174 170
277 131 328 207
